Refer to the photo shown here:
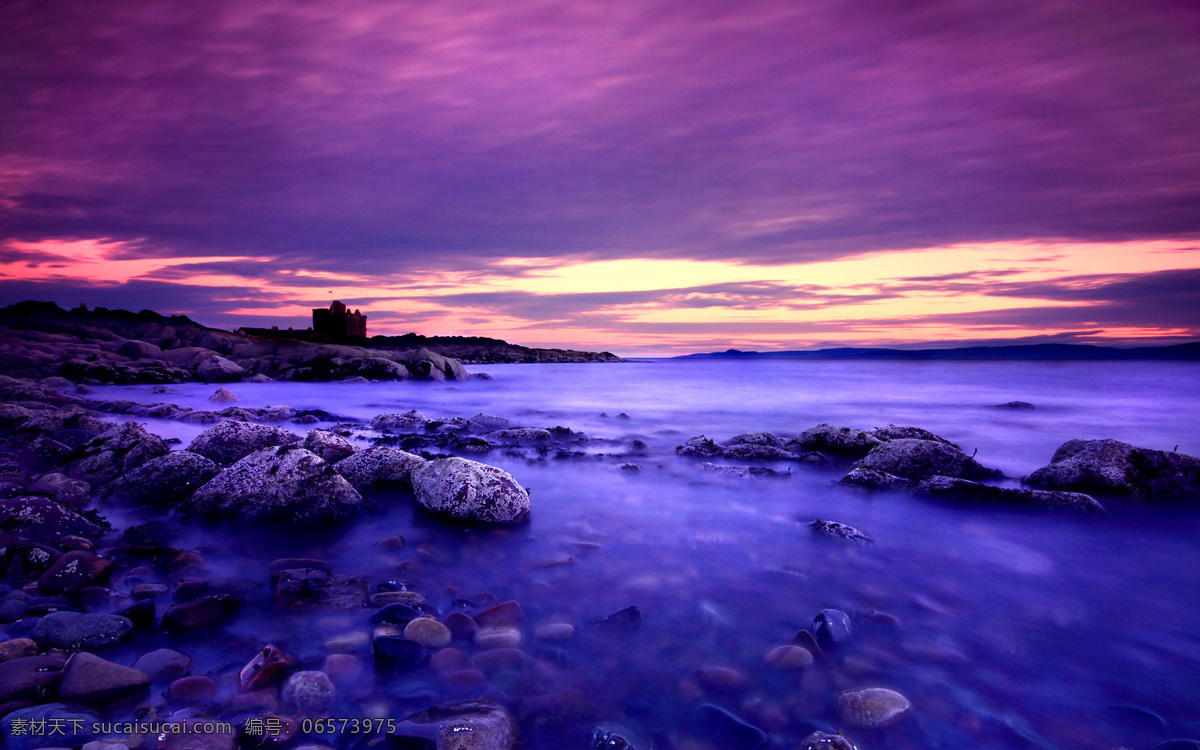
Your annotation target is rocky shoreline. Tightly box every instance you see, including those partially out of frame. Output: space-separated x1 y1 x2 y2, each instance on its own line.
0 369 1199 749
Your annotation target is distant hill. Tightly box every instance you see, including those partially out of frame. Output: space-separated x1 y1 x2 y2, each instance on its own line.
676 342 1200 361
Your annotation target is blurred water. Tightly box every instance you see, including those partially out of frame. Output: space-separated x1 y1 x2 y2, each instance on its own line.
91 360 1200 749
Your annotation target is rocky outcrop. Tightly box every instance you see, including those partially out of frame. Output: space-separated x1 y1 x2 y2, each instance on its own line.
302 429 358 463
913 475 1105 514
859 438 1000 480
0 496 107 544
57 421 169 487
334 446 426 493
1024 439 1200 503
105 451 220 506
185 446 364 524
411 458 530 524
786 424 881 460
187 420 301 465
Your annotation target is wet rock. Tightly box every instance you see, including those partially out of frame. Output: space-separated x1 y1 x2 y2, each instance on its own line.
412 457 530 524
474 627 522 650
0 655 66 702
31 612 133 650
676 436 724 458
870 425 951 443
688 703 767 750
273 567 368 611
237 644 292 692
209 387 238 402
913 475 1105 513
475 600 524 627
696 665 751 692
282 670 336 715
600 605 641 630
990 401 1036 410
808 519 875 545
443 612 478 641
58 651 150 703
186 420 301 465
371 411 428 432
404 617 452 649
724 432 783 448
534 623 574 641
131 583 169 599
387 699 518 750
797 731 856 750
373 636 428 672
166 674 220 703
302 430 358 464
131 648 193 683
1024 439 1200 503
813 609 852 650
36 551 113 594
105 451 220 507
468 647 526 672
468 413 510 432
838 467 908 490
860 439 1001 480
721 443 796 461
0 638 37 662
24 473 89 507
763 645 814 671
117 600 156 629
334 446 426 493
161 594 241 632
590 725 651 750
430 647 464 673
835 687 912 728
698 462 786 480
59 422 169 487
486 427 552 443
1 703 99 750
370 591 425 606
186 446 364 524
370 602 425 627
787 425 882 460
619 463 642 473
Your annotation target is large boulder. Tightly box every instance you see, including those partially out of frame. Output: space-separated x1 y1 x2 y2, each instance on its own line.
196 355 246 383
58 421 169 487
372 411 428 432
332 358 411 381
302 430 359 464
1024 439 1200 503
105 450 220 506
411 458 530 524
786 424 882 460
334 446 426 493
387 700 518 750
185 445 364 523
187 420 301 464
913 475 1105 514
859 439 1000 480
0 496 107 544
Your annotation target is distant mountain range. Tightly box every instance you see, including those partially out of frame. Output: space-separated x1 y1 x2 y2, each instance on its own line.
676 342 1200 361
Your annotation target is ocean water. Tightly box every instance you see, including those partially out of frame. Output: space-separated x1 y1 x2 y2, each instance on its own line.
90 360 1200 750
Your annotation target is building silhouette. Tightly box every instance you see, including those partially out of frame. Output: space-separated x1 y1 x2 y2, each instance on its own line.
312 300 366 338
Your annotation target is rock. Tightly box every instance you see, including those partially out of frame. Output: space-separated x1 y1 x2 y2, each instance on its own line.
370 591 425 606
333 357 412 381
370 602 426 627
236 643 292 692
0 496 106 544
721 443 796 461
786 424 882 460
0 639 37 662
443 612 478 641
487 427 552 442
619 463 642 473
676 436 724 458
808 519 875 545
601 605 641 630
859 439 1000 480
196 356 245 383
404 618 452 649
37 551 113 594
273 568 368 611
764 645 814 671
105 451 220 506
373 636 428 672
186 420 301 465
334 446 426 493
534 623 574 641
870 425 952 443
468 413 511 432
58 652 150 703
161 594 241 632
387 700 518 750
131 648 193 683
30 611 133 650
1024 439 1200 503
371 411 428 432
839 467 908 490
990 401 1036 410
797 731 856 750
166 674 220 703
322 653 365 687
913 475 1105 513
58 422 169 487
474 626 522 650
1 703 99 750
835 687 912 728
282 670 336 715
590 725 651 750
813 609 852 650
698 462 786 480
724 432 783 448
475 600 524 627
24 472 90 507
688 703 767 750
468 647 526 672
209 387 238 402
696 665 751 692
430 647 464 673
302 430 358 463
0 655 66 703
185 446 364 524
411 457 530 524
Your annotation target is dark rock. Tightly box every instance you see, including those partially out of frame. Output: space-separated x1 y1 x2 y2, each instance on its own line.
0 655 66 703
58 421 169 487
812 609 852 650
58 651 150 703
475 600 524 627
105 451 220 507
839 467 908 490
797 731 855 750
1024 439 1200 503
590 724 651 750
185 446 364 524
860 438 1001 480
370 603 425 627
723 432 782 448
443 612 479 641
334 446 426 493
0 703 99 750
721 444 796 461
302 429 358 463
371 411 428 432
676 436 723 458
161 594 241 632
373 636 428 672
787 424 882 460
387 699 517 749
30 611 133 650
870 425 952 443
282 670 336 715
0 496 106 544
913 475 1105 513
167 673 221 703
688 703 767 750
117 599 156 628
186 420 301 465
698 463 786 480
601 605 641 630
0 639 37 662
990 401 1036 410
808 519 875 545
411 457 530 524
273 567 367 611
37 551 113 594
132 648 193 682
197 356 245 382
468 413 511 432
238 643 293 692
835 687 912 728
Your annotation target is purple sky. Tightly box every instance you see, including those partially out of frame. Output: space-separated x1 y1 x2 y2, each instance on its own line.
2 0 1199 353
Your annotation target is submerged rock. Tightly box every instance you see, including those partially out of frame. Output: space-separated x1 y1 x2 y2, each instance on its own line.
676 436 724 458
1024 439 1200 503
371 410 428 432
836 687 912 728
105 450 220 506
913 475 1105 513
870 425 952 443
797 731 856 750
335 446 426 493
387 700 518 750
859 438 1000 480
787 424 882 460
0 496 106 544
813 609 852 650
699 462 787 480
58 651 150 703
187 420 301 465
411 457 530 524
808 519 875 545
186 446 364 524
30 612 133 651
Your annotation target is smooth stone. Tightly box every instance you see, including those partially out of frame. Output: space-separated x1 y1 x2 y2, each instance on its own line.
321 654 365 686
442 669 486 689
688 703 767 750
131 583 169 599
474 600 524 627
533 623 575 641
373 636 428 672
797 731 856 750
387 699 518 749
282 670 337 715
370 602 424 627
166 674 220 703
695 665 751 691
325 631 371 653
404 618 452 649
160 594 241 631
58 652 150 703
30 612 133 651
0 639 38 662
370 591 426 606
131 648 193 682
430 648 465 673
443 612 478 640
468 648 526 672
238 643 293 692
0 655 66 703
836 687 912 728
764 645 814 671
474 626 522 650
813 609 852 650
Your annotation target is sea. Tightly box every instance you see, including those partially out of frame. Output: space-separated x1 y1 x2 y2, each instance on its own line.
88 359 1200 750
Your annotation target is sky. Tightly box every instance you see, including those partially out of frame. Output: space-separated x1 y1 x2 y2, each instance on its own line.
1 0 1198 356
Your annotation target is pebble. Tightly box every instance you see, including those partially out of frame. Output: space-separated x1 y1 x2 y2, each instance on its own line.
430 647 464 673
166 674 220 703
131 583 169 599
403 617 452 649
475 600 524 627
813 609 852 650
0 638 38 662
238 644 292 692
695 666 751 692
764 645 814 671
836 687 912 728
369 591 425 606
474 626 523 650
533 623 575 641
442 668 486 688
443 612 478 640
373 636 428 671
58 652 150 703
324 631 371 653
282 670 336 715
321 654 364 686
131 648 192 683
469 647 526 672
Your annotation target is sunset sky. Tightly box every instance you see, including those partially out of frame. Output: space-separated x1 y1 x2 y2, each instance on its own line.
2 0 1198 355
